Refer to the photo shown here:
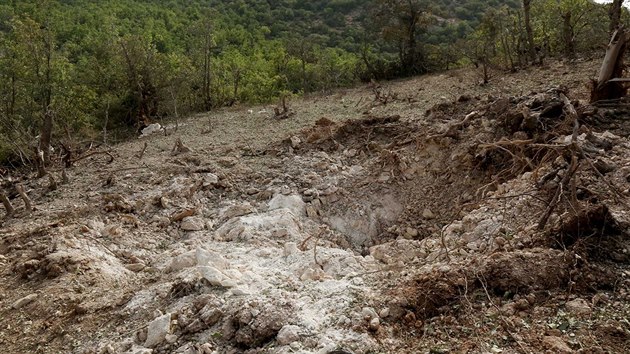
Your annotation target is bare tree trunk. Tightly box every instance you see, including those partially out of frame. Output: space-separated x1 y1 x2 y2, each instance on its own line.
169 88 179 132
591 29 628 102
39 109 53 164
34 146 47 178
523 0 536 64
609 0 624 35
103 99 110 145
562 11 575 58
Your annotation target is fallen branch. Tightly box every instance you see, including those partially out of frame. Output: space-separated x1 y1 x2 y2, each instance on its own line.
170 208 196 223
71 150 115 165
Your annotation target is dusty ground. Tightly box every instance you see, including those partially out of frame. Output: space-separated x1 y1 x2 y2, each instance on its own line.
1 59 629 354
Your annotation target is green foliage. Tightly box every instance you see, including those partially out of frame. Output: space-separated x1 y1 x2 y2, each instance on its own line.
0 0 621 166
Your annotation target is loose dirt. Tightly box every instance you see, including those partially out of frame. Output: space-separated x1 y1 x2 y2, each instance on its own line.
1 59 629 354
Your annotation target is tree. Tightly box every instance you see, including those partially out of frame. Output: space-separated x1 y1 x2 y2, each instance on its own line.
371 0 435 75
609 0 624 34
523 0 538 64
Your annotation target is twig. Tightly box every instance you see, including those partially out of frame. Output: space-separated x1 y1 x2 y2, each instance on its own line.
136 142 148 159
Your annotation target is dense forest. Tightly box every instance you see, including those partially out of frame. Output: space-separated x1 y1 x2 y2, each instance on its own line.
0 0 625 166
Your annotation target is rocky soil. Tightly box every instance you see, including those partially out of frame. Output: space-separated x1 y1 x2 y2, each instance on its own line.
1 59 629 354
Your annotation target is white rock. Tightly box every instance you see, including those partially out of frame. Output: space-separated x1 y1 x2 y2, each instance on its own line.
181 217 205 231
268 194 306 216
144 313 171 348
126 263 146 272
167 251 196 272
140 123 163 138
124 344 153 354
343 149 357 158
196 248 229 270
290 136 301 148
12 293 38 309
198 266 229 287
369 317 380 331
422 208 435 219
361 307 378 320
379 308 390 318
277 325 301 345
283 242 300 256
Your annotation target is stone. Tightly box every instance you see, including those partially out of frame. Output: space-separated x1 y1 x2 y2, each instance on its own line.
196 248 229 270
305 205 318 218
361 307 378 320
180 217 205 231
343 149 357 158
276 325 300 345
422 208 436 219
126 263 146 272
405 227 419 239
198 266 231 287
542 336 573 354
124 344 153 354
12 293 38 309
167 251 196 272
165 334 178 344
221 203 255 220
369 317 380 331
290 136 301 148
379 308 390 319
283 242 299 256
144 313 172 348
140 123 163 137
268 194 306 216
565 298 592 316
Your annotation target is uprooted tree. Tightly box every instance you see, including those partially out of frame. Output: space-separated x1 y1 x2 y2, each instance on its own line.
591 29 628 102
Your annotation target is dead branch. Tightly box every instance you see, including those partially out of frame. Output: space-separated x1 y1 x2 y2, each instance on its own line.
71 150 115 165
170 208 196 223
171 138 192 155
136 142 148 159
15 184 33 212
428 111 480 139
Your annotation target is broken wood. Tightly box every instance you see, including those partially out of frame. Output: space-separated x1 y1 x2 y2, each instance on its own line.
15 184 33 212
170 208 196 223
34 146 47 178
591 29 628 102
274 95 294 119
71 150 115 165
136 141 148 159
0 193 14 218
171 138 192 155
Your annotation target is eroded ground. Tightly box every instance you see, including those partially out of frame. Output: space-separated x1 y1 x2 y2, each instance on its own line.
1 60 629 354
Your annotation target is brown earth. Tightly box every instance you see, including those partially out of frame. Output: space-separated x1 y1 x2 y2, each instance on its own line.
0 59 629 354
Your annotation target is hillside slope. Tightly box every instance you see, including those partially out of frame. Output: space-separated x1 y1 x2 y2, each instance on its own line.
1 60 629 354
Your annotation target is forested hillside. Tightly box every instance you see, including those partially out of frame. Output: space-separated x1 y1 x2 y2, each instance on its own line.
0 0 624 166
